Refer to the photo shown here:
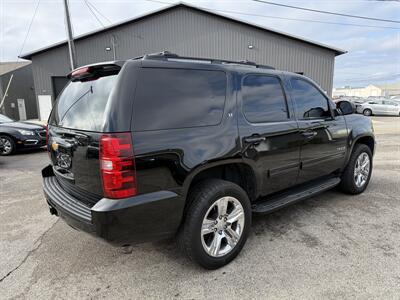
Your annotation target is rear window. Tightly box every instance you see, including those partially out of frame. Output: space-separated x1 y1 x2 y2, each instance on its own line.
49 75 117 131
133 68 226 131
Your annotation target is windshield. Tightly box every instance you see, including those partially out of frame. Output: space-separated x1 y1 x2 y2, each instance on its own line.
49 75 117 131
0 114 13 123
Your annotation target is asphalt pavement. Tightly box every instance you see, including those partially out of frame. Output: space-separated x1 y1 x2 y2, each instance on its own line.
0 116 399 299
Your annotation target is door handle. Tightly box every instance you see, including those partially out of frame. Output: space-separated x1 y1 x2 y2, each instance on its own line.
301 131 317 140
244 136 266 144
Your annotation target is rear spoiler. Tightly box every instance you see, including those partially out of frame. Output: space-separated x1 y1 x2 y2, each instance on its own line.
67 61 125 82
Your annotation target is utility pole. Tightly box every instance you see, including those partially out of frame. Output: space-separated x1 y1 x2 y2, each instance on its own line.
0 75 13 111
63 0 77 70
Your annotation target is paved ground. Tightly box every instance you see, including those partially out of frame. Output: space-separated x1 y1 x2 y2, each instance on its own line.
1 116 399 299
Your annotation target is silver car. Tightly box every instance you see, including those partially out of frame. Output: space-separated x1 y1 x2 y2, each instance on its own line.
356 99 400 116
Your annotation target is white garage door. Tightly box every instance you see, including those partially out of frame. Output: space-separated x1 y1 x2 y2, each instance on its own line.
38 95 52 122
17 99 27 120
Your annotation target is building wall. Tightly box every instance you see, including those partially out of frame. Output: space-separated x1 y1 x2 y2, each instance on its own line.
0 64 37 120
333 85 384 97
30 6 337 113
385 89 400 97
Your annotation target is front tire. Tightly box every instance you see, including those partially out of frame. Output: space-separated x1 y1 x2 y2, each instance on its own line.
339 144 372 194
0 135 15 156
363 109 372 116
178 179 251 269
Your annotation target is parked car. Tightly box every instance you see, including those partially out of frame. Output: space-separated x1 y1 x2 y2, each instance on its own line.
42 52 375 269
390 96 400 103
0 114 46 155
334 97 367 110
350 98 368 109
356 99 400 116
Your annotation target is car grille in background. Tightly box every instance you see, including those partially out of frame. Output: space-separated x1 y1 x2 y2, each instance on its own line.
37 130 46 138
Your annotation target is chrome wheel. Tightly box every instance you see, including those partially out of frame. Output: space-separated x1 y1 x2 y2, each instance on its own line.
201 196 245 257
0 137 12 155
354 152 370 188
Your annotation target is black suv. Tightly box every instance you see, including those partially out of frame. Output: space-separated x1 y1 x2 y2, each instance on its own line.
42 52 375 269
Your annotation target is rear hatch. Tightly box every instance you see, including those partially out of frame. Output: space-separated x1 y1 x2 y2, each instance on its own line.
48 64 121 207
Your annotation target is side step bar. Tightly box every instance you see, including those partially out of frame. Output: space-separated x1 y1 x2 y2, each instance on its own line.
252 177 341 214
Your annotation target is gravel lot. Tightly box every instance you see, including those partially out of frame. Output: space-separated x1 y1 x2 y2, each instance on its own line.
1 116 399 299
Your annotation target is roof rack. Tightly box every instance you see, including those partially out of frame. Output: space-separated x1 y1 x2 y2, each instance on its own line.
138 51 275 70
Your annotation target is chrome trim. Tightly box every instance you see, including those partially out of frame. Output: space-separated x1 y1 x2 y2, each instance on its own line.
25 139 39 145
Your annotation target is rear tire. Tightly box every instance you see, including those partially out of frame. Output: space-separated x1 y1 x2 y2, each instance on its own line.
339 144 372 194
178 179 251 269
0 135 15 156
363 109 372 116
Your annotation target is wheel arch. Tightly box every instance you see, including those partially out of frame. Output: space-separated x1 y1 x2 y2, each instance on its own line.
354 135 375 155
0 132 17 145
0 132 16 140
182 160 258 207
345 134 375 167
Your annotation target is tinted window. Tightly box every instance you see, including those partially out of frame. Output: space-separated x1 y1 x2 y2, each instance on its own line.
290 78 330 119
49 75 117 131
242 75 288 123
133 68 226 131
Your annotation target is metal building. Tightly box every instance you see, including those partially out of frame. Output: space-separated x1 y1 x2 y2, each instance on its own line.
0 62 37 120
20 3 345 120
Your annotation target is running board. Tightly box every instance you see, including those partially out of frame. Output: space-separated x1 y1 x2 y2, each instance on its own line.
252 177 341 215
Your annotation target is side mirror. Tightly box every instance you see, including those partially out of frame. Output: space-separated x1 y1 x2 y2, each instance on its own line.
337 100 355 115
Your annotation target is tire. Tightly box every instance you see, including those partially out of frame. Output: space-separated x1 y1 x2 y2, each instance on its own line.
178 179 251 269
339 144 372 194
363 109 372 116
0 135 15 156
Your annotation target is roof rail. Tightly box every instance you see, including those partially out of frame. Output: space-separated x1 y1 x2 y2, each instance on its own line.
139 51 275 69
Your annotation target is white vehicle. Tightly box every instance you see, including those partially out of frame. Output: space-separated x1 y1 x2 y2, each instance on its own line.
356 99 400 116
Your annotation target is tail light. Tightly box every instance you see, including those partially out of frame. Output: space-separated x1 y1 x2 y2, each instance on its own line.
100 133 137 199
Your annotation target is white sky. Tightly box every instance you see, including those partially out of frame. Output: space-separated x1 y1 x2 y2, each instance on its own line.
0 0 399 87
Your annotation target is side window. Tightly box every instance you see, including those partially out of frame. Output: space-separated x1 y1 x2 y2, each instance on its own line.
133 68 226 131
384 101 396 106
242 75 289 123
290 78 330 120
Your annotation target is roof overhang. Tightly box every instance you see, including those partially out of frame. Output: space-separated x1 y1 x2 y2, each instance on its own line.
20 2 346 60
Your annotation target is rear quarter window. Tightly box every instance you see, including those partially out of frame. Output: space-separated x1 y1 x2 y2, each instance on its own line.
132 68 226 131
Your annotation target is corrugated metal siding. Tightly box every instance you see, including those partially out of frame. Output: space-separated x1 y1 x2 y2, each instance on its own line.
0 64 37 120
30 6 336 101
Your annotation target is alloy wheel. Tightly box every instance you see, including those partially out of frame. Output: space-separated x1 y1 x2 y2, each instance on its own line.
354 152 370 188
201 196 245 257
363 109 372 116
0 137 12 155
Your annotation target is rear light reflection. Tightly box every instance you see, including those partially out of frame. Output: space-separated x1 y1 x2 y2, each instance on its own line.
71 66 90 77
46 125 50 157
100 133 137 199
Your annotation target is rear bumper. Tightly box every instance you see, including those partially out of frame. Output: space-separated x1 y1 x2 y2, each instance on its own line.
42 166 185 246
